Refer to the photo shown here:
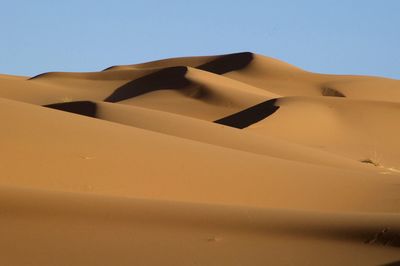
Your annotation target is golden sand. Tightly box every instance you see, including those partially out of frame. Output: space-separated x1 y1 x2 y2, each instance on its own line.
0 52 399 265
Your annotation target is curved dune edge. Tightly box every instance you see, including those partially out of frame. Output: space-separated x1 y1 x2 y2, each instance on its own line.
0 52 400 265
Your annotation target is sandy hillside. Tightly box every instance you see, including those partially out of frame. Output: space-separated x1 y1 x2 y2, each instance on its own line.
0 52 399 265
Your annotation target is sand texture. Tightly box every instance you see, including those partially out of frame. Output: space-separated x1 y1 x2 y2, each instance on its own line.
0 52 399 265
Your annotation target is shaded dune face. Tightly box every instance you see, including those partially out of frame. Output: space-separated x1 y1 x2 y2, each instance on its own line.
104 66 190 102
214 99 279 129
321 87 346 97
196 52 254 74
43 101 97 118
381 260 400 266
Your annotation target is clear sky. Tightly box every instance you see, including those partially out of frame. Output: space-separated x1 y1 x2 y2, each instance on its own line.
1 0 399 78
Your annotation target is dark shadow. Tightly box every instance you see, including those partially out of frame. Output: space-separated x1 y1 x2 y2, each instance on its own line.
380 261 400 266
104 66 190 102
102 66 117 71
197 52 254 75
29 72 57 80
365 227 400 247
43 101 97 118
321 87 345 97
214 99 279 129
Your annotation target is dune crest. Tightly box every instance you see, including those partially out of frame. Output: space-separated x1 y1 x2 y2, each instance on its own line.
1 52 399 265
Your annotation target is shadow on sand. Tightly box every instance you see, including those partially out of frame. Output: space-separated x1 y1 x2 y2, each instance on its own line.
214 99 279 129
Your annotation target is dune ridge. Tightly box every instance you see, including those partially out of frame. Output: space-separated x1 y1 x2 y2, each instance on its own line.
0 52 399 265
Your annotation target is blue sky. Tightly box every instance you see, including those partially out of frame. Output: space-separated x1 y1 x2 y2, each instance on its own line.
1 0 399 78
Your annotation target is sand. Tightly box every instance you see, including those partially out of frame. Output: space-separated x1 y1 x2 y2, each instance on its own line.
0 52 399 265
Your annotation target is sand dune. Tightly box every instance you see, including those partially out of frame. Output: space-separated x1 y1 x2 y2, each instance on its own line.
0 52 399 265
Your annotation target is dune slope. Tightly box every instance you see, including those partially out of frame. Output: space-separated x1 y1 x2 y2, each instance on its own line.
0 52 399 265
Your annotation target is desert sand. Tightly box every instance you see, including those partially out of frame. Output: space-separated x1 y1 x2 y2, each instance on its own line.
0 52 399 265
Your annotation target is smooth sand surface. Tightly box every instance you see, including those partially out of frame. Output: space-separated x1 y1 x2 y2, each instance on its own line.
0 52 399 265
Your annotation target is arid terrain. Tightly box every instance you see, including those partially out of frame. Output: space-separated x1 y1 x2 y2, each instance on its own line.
1 52 399 265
